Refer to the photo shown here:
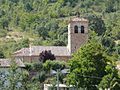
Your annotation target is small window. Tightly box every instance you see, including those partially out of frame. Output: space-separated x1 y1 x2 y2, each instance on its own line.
74 25 78 33
81 26 85 33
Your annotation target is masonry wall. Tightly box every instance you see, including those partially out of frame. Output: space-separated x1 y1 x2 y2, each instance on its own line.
68 21 88 54
15 56 71 63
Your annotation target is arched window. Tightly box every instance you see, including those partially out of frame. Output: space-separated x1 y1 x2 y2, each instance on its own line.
81 26 84 33
74 25 78 33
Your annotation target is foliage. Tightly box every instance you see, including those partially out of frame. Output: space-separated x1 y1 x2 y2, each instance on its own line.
88 14 106 35
39 50 56 63
0 60 41 90
0 0 120 89
0 50 5 58
52 40 66 46
0 0 119 57
67 40 120 89
43 60 67 71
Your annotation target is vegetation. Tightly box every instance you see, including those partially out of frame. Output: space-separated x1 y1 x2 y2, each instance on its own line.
0 0 119 57
0 0 120 90
67 39 120 89
39 50 56 63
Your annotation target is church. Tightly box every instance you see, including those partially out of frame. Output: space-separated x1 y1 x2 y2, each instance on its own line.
13 17 89 63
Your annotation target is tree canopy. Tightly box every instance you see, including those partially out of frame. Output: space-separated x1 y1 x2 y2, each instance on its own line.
0 0 119 57
67 40 120 89
39 50 56 63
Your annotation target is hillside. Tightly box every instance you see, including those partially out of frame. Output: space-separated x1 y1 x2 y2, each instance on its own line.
0 0 120 57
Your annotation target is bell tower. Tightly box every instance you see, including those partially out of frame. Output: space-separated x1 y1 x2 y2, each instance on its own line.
67 17 89 54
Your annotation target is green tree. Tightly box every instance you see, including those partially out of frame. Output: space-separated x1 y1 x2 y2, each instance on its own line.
39 50 56 63
88 14 106 35
67 38 120 89
52 40 66 46
0 50 5 58
99 63 120 89
67 41 107 89
8 60 23 90
24 3 33 12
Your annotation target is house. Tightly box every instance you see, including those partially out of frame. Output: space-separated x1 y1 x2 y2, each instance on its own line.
44 84 76 90
0 59 25 68
0 58 25 77
13 17 89 63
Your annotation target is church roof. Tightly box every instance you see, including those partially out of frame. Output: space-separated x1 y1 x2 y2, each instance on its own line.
69 17 88 22
14 46 71 57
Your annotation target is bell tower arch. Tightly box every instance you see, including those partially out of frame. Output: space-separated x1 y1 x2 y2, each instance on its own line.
67 17 89 54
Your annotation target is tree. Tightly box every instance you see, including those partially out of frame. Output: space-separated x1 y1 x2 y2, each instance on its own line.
39 50 56 63
67 40 108 89
67 38 120 89
0 51 5 58
43 60 67 85
88 14 106 35
8 60 23 90
16 38 30 50
43 60 67 73
105 0 116 13
24 3 33 12
99 63 120 89
52 40 66 46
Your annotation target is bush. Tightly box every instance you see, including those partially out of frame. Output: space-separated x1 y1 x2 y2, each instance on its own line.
0 30 7 37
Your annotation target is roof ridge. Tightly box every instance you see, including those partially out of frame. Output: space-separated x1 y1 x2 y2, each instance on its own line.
31 46 67 47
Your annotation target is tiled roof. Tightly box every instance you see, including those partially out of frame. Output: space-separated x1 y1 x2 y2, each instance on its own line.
70 17 88 22
0 59 25 68
14 46 71 57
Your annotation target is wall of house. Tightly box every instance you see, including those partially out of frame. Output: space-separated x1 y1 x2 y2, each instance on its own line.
15 56 71 63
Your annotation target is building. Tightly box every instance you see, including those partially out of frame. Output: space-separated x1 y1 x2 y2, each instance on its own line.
44 84 76 90
0 59 25 88
0 59 25 68
13 17 89 63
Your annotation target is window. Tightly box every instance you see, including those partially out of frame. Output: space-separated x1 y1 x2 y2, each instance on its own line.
81 26 84 33
74 25 78 33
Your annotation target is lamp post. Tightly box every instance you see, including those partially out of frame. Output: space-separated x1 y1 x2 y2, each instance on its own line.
51 69 69 90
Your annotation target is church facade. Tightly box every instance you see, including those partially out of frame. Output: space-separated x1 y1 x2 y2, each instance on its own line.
13 17 88 63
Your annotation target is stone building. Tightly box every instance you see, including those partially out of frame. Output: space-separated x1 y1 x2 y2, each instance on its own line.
0 59 25 68
13 17 89 63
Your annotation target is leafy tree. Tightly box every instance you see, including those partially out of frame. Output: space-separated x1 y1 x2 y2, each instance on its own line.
52 40 66 46
10 0 19 3
43 60 67 85
88 14 106 35
67 41 108 89
24 3 33 12
1 19 9 29
0 10 5 18
101 36 115 53
43 60 66 71
67 38 120 89
99 63 120 89
0 50 5 58
16 38 30 50
39 50 56 63
0 29 7 37
8 60 23 90
105 0 116 13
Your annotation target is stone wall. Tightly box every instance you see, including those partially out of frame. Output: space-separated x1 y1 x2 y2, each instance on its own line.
15 56 71 63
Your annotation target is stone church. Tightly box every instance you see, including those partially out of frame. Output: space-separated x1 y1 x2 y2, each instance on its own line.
13 17 88 63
